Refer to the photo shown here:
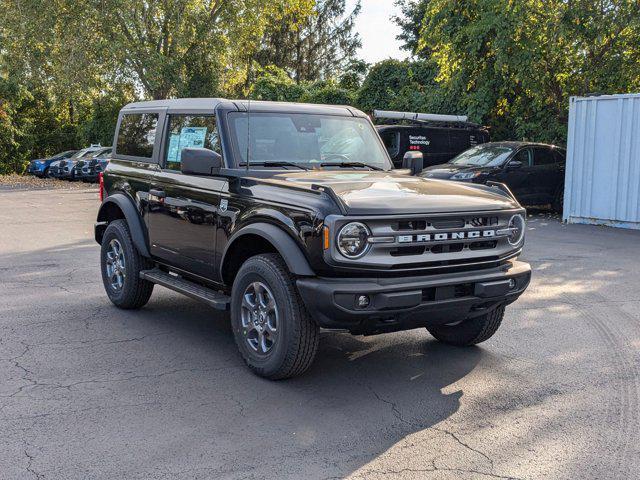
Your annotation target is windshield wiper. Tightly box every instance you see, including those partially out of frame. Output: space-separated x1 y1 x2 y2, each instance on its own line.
239 161 309 171
320 162 384 171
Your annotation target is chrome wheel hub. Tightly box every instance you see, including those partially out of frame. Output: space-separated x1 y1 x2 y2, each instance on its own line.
240 281 278 354
105 239 126 292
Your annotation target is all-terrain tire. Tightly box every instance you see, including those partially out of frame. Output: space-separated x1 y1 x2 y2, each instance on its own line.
100 219 154 309
427 306 505 346
230 253 319 380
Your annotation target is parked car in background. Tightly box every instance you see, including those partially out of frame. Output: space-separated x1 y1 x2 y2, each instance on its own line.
26 150 78 177
420 141 566 211
50 145 103 180
73 147 112 182
85 152 112 183
374 110 490 169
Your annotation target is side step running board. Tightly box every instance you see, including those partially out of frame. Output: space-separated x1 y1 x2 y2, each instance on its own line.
140 269 230 311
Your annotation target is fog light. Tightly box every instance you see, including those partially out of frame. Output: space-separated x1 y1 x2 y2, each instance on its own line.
357 295 370 308
508 279 517 289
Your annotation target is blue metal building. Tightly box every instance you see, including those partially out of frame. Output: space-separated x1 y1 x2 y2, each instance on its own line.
564 93 640 229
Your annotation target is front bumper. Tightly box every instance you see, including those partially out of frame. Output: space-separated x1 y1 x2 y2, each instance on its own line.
296 260 531 335
27 164 45 176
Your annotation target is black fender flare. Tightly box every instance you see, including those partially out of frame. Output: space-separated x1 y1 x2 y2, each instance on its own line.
95 193 150 257
222 223 315 277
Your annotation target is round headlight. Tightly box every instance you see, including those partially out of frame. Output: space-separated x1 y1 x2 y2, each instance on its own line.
507 214 526 246
337 222 370 258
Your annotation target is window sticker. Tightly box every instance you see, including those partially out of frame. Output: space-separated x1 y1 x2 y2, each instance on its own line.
180 126 207 149
167 133 181 164
167 127 208 165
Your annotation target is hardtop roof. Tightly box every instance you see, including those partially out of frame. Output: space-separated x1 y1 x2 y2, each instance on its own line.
121 98 366 117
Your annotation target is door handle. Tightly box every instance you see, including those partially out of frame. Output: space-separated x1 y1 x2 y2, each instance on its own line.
149 188 166 199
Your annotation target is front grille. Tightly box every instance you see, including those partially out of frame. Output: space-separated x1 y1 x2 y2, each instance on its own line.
327 209 522 274
432 218 465 229
395 220 427 231
394 216 499 231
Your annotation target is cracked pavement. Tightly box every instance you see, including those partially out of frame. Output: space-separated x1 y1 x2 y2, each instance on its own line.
1 188 639 479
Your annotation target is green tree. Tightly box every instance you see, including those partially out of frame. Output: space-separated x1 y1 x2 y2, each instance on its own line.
81 85 137 147
250 66 308 102
339 59 369 90
301 80 355 105
93 0 315 99
356 59 461 117
394 0 431 56
0 78 30 174
404 0 640 143
255 0 362 83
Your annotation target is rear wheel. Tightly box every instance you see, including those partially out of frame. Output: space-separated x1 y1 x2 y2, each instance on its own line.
100 219 154 309
427 306 505 346
43 168 51 178
230 253 319 380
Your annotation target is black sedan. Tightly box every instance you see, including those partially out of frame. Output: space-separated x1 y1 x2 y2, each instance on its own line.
420 141 566 210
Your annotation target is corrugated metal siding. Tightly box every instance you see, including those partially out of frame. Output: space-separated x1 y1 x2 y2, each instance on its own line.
564 93 640 229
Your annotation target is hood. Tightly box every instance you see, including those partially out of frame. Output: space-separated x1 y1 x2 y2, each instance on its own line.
268 170 518 215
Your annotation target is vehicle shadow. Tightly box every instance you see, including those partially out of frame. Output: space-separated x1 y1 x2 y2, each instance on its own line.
102 294 487 479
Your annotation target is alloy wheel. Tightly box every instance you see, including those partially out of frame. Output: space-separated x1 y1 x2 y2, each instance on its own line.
240 281 279 355
105 239 126 292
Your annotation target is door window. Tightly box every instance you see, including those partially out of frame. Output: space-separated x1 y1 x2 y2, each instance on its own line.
532 147 556 166
116 113 158 158
163 115 220 171
512 148 532 166
379 131 400 157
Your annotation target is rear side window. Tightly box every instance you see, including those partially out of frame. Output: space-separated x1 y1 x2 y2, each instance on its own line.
163 115 220 171
554 149 566 164
532 147 556 166
116 113 159 158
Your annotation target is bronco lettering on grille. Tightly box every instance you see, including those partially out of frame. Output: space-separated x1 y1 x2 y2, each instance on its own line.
397 229 497 243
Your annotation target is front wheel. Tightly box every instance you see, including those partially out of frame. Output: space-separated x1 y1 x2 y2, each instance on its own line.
427 306 505 346
230 253 319 380
100 219 154 309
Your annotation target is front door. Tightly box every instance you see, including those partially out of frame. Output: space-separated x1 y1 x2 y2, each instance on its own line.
530 146 564 203
147 114 226 280
495 148 535 204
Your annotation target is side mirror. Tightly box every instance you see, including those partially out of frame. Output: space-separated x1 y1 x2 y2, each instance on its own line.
180 148 223 176
402 151 424 176
506 160 523 170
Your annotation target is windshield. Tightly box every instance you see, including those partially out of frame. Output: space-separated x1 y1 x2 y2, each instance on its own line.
449 144 514 167
228 112 391 170
70 149 93 159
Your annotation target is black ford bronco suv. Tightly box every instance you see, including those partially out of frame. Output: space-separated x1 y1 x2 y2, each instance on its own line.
95 98 531 379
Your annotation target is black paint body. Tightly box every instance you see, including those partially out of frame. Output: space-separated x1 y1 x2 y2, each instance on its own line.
96 99 531 334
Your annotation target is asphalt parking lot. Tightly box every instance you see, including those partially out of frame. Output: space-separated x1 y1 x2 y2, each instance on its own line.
1 185 639 480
